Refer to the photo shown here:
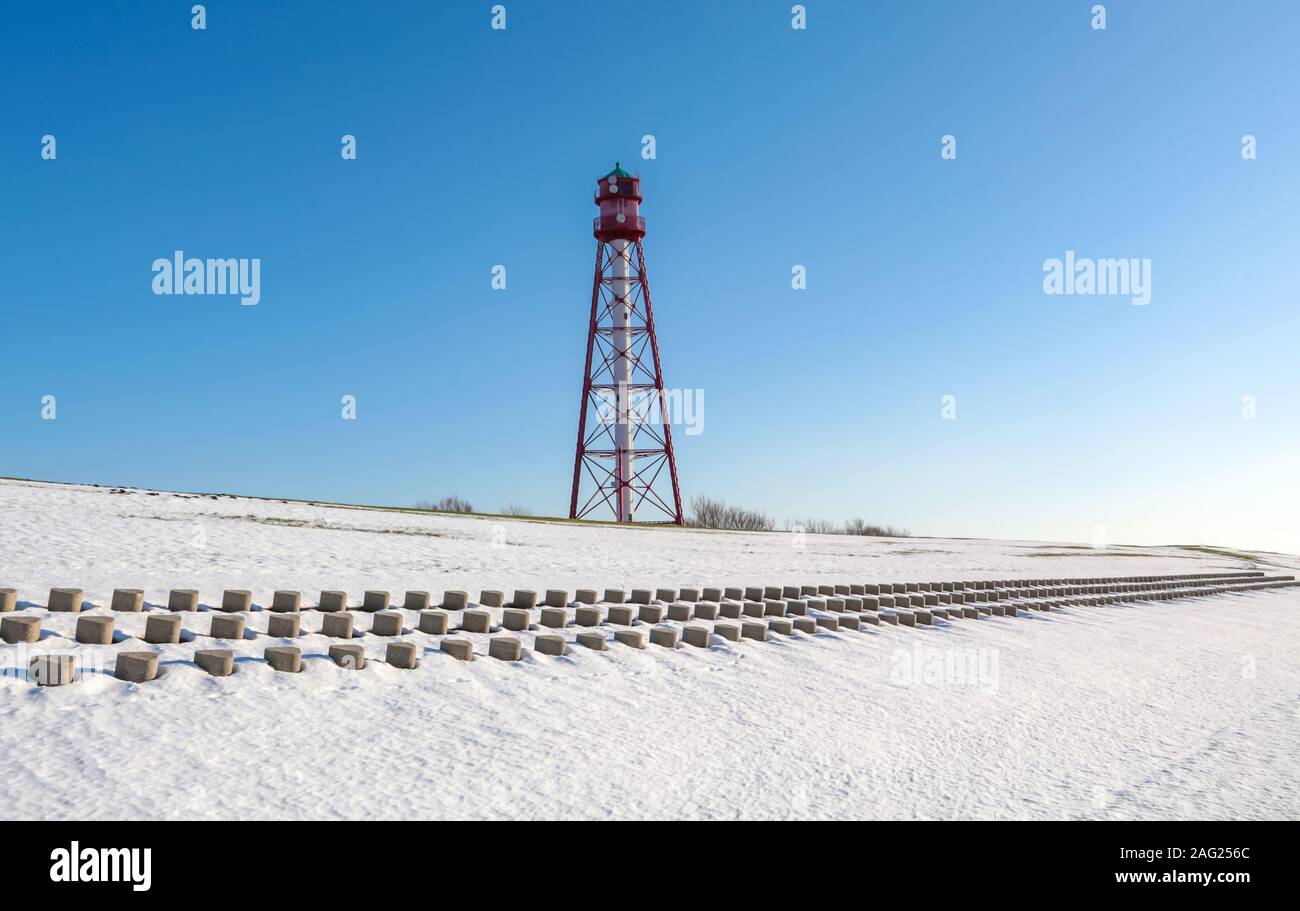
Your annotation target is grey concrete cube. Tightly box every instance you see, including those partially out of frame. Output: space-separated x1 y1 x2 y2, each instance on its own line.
221 590 252 612
271 590 302 612
655 588 677 603
630 589 652 605
693 602 719 621
576 631 608 651
145 614 182 644
763 599 786 617
785 599 808 616
768 618 794 636
319 591 348 612
462 609 492 633
114 651 158 683
815 615 840 631
607 605 635 626
209 615 245 640
575 589 598 605
540 607 568 628
741 621 767 641
0 589 14 613
265 646 302 673
194 649 234 676
701 588 722 602
403 591 431 611
792 616 816 634
723 587 744 600
371 611 404 636
509 590 538 610
614 629 646 649
2 615 41 643
667 602 692 622
419 610 450 635
742 601 765 618
168 589 199 612
111 589 144 612
321 612 355 639
502 608 531 632
267 614 301 637
362 590 390 612
489 636 523 661
839 614 861 631
440 591 469 611
48 588 83 612
683 625 710 648
329 643 365 669
30 654 77 686
603 589 626 604
76 615 114 645
478 590 504 608
575 606 602 627
649 627 679 649
534 634 567 656
386 642 419 669
638 604 665 624
719 601 742 619
679 588 701 602
544 589 568 608
440 638 475 661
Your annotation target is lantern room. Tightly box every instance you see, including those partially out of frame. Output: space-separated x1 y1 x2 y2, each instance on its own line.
593 162 646 242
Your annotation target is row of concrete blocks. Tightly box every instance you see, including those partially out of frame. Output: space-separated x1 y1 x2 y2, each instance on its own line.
1 570 1272 616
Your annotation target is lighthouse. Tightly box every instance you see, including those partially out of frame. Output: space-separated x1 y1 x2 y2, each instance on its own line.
569 164 684 524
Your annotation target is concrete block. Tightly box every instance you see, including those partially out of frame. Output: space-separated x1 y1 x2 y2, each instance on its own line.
440 638 475 661
603 589 627 604
387 642 420 669
861 596 880 610
319 591 348 612
371 611 404 636
614 629 646 649
839 614 861 631
768 618 794 636
851 584 866 595
440 591 469 611
741 620 767 642
540 607 568 628
858 612 879 627
923 593 939 606
630 589 652 605
462 609 493 634
742 600 765 618
638 604 665 624
989 604 1005 616
683 625 710 648
329 643 365 670
655 588 677 603
419 610 450 635
607 605 635 626
502 608 531 632
834 585 850 595
892 611 914 627
48 588 83 612
2 615 41 643
843 596 863 612
780 586 800 599
714 622 742 642
667 602 692 622
693 602 719 621
744 587 764 601
762 586 782 600
544 589 569 608
145 614 182 644
114 651 158 683
321 612 355 639
509 590 538 610
271 590 302 613
723 587 744 600
800 585 818 596
1004 605 1018 617
0 589 14 613
575 606 602 627
679 588 701 602
815 615 840 631
817 585 835 596
807 598 827 613
479 591 504 608
792 616 816 634
785 599 808 616
209 615 245 640
30 654 77 687
719 601 742 619
912 610 933 626
75 615 115 645
222 590 253 612
864 584 881 594
826 598 845 613
577 631 608 651
403 591 431 611
168 589 199 612
763 599 786 617
265 646 301 673
111 589 144 612
268 614 301 637
701 588 723 602
194 649 234 676
961 607 979 619
576 589 598 605
905 582 920 592
649 627 680 648
362 591 390 613
534 634 567 656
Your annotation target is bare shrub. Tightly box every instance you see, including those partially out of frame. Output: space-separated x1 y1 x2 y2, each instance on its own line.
844 518 911 537
414 496 474 514
501 505 533 516
688 495 774 532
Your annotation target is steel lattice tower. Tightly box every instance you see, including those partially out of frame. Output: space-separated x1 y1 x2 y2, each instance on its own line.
569 164 683 524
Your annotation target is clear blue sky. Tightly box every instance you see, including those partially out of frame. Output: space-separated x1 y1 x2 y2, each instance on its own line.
3 1 1298 554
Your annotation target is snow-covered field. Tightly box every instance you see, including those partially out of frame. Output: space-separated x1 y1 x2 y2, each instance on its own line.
2 477 1297 820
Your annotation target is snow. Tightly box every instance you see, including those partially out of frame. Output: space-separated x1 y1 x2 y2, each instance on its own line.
2 477 1297 820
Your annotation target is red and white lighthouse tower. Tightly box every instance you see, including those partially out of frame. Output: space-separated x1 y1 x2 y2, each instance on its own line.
569 164 684 524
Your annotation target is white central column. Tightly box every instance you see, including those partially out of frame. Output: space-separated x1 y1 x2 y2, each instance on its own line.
611 239 634 522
